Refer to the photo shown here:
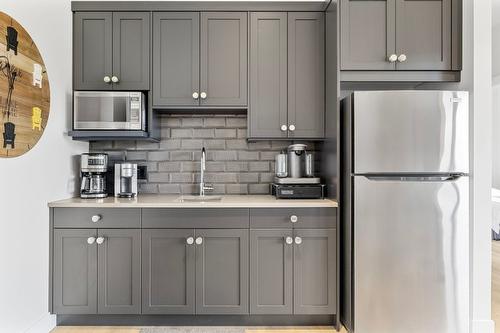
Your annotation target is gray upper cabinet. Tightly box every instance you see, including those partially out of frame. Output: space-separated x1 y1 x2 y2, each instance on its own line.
249 12 325 139
287 12 325 139
74 12 113 90
53 229 98 314
249 12 288 138
294 229 336 315
339 0 458 80
395 0 451 70
196 229 249 314
152 12 200 107
250 229 293 314
112 12 150 90
200 12 248 107
74 12 150 90
97 229 141 314
340 0 396 70
142 229 196 314
152 12 247 108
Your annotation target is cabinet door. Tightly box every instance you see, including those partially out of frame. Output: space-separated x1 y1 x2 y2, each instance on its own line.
340 0 396 70
74 12 113 90
248 12 288 139
200 12 248 107
53 229 97 314
97 229 141 314
250 229 293 314
395 0 451 70
142 229 196 314
112 12 150 90
288 13 325 139
153 12 200 107
196 229 249 314
294 229 336 314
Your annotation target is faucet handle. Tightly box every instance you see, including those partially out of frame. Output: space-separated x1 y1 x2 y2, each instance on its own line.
203 183 214 192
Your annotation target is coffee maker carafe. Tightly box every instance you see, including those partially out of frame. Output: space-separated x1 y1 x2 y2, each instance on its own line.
114 163 138 198
80 153 108 199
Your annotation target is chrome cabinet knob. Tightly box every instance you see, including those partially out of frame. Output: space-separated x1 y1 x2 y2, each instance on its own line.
290 215 298 223
388 54 398 63
103 76 111 83
398 54 407 63
96 237 105 245
288 124 296 131
285 236 293 245
87 237 96 245
195 237 203 245
281 125 288 131
111 76 119 83
192 92 199 99
91 215 101 223
200 92 207 99
186 237 195 245
294 236 302 245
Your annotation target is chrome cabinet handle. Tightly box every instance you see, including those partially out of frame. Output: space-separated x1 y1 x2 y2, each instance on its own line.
288 125 296 131
111 76 119 83
200 92 207 99
285 236 293 245
294 236 302 245
281 125 288 131
397 54 407 63
87 237 96 245
186 237 194 245
96 237 105 245
91 215 101 223
103 76 111 83
195 237 203 245
192 92 199 99
388 54 398 63
290 215 298 223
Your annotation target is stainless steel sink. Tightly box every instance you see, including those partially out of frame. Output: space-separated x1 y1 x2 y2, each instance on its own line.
176 195 223 202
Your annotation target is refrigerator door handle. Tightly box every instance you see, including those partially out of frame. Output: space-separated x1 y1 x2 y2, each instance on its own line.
363 173 466 182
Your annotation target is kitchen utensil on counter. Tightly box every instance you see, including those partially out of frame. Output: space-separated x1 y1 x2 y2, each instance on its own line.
114 163 138 198
287 143 307 178
80 153 108 199
275 150 288 178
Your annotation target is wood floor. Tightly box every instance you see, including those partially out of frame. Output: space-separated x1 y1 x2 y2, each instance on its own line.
53 242 500 333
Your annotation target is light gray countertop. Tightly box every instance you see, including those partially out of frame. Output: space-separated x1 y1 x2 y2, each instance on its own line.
48 194 338 208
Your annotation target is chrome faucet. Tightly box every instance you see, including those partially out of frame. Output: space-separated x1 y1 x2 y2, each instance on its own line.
199 147 214 196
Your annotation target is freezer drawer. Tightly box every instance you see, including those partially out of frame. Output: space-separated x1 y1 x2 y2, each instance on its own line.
353 91 469 174
353 175 469 333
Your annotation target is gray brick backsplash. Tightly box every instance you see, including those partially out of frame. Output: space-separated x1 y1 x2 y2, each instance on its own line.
90 115 319 195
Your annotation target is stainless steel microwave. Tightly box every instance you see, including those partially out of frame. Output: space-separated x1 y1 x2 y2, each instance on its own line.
73 91 146 130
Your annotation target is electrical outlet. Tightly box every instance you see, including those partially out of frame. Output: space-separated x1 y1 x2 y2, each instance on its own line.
137 165 147 180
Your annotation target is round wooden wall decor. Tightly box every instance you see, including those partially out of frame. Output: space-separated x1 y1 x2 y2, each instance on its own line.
0 11 50 158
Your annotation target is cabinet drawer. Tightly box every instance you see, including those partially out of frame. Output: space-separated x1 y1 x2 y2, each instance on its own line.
53 208 141 228
142 208 249 228
250 208 336 229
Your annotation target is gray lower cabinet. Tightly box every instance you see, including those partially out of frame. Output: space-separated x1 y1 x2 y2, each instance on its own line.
97 229 141 314
152 12 200 107
249 12 324 139
294 229 336 315
196 229 249 314
53 228 141 314
53 229 98 314
74 11 150 90
142 229 196 314
250 229 293 314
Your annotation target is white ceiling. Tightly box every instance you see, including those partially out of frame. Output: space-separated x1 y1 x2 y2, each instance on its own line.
494 0 500 27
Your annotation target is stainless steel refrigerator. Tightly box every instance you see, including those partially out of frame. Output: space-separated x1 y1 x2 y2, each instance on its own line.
340 91 469 333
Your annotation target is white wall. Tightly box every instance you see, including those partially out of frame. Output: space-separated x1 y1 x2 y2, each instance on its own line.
0 1 87 332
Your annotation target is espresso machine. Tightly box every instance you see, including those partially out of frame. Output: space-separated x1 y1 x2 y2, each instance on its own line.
80 153 108 199
114 163 138 198
272 144 325 199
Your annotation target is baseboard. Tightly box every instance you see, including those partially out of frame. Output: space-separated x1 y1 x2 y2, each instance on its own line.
472 319 495 333
25 313 56 333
